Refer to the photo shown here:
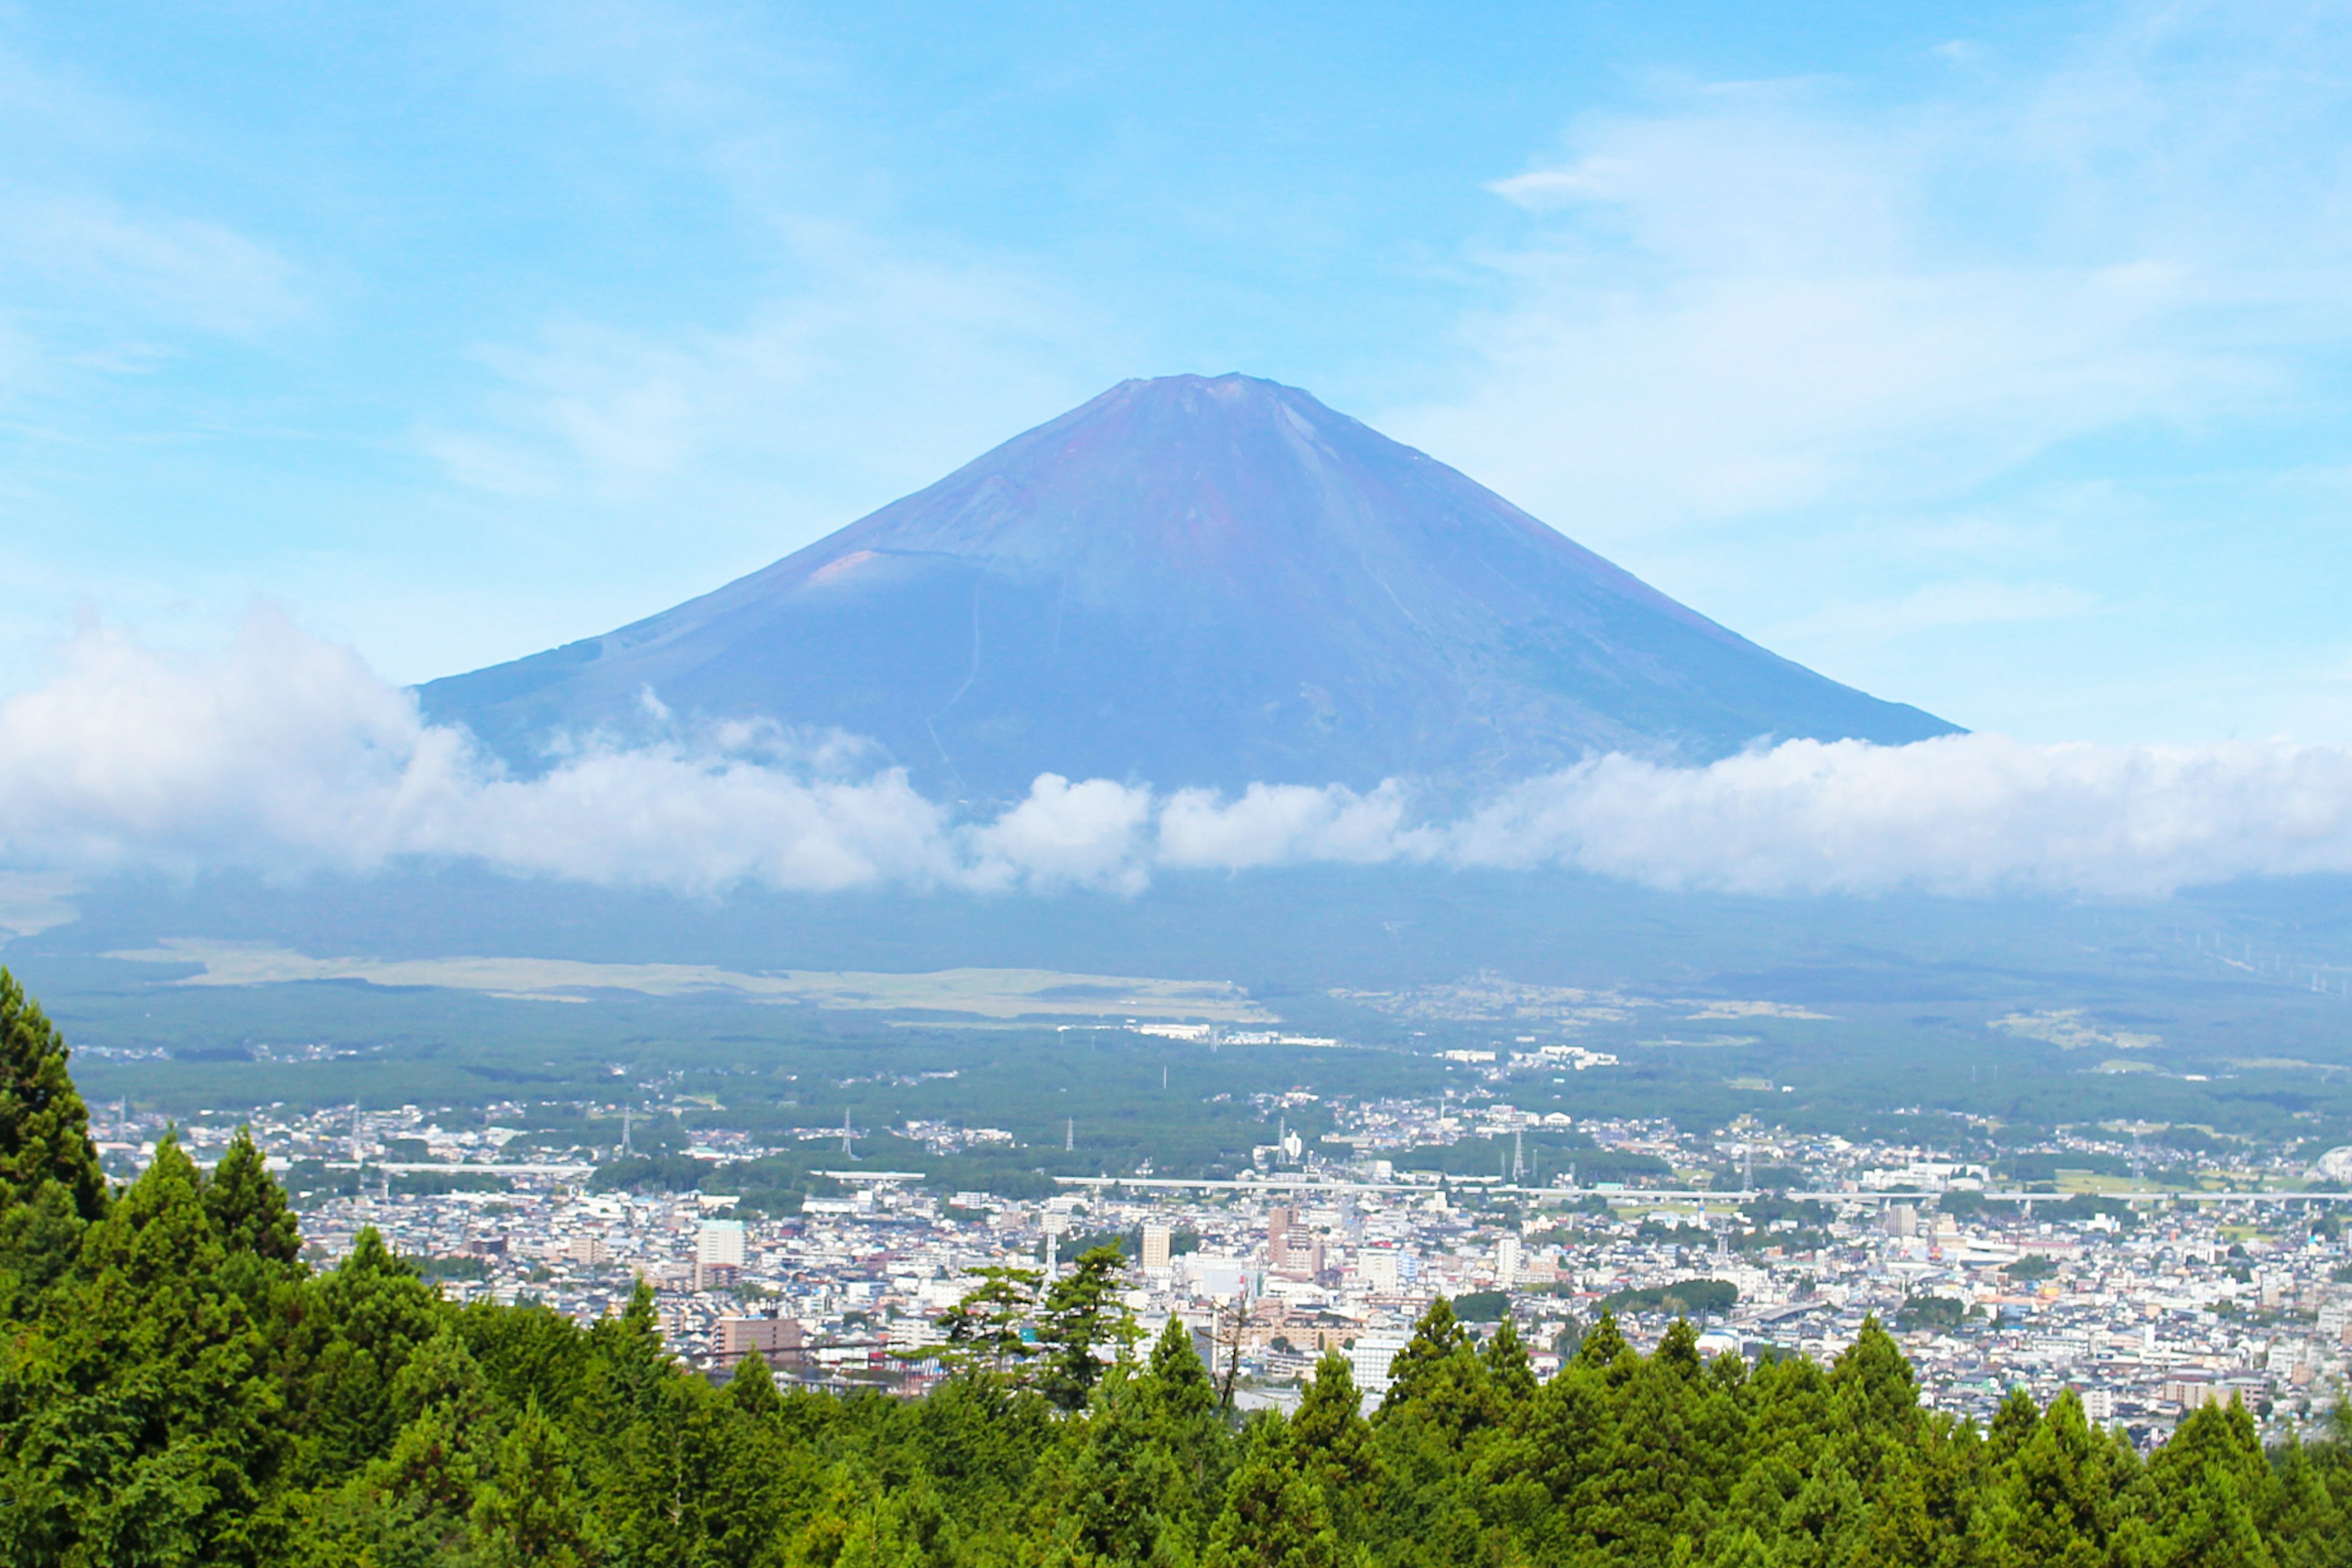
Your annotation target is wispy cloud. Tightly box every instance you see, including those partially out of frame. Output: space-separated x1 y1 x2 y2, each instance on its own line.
1397 8 2352 540
417 248 1112 507
10 616 2352 902
8 190 304 336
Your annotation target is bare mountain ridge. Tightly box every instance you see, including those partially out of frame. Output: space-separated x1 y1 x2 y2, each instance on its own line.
420 374 1954 798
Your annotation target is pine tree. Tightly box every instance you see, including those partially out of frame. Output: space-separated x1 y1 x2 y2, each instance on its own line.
933 1264 1041 1381
0 969 105 1221
1036 1242 1139 1412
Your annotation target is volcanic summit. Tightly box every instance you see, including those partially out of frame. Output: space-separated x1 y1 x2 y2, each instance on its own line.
421 374 1956 798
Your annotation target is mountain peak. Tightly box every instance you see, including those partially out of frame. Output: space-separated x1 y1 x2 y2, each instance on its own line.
421 377 1956 797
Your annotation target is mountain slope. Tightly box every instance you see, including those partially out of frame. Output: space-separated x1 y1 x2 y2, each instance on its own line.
420 374 1956 798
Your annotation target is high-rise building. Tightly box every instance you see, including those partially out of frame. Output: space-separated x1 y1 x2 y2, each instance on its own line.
1142 1221 1172 1272
1496 1235 1521 1287
1349 1334 1409 1395
718 1315 803 1367
1267 1207 1294 1268
698 1218 747 1268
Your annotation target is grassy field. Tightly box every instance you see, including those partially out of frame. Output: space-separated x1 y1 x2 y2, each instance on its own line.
105 940 1276 1021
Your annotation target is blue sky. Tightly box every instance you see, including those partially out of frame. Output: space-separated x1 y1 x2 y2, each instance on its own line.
7 0 2352 747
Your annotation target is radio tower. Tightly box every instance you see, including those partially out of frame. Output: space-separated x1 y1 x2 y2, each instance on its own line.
621 1106 633 1156
841 1107 855 1158
1065 1117 1074 1152
1511 1127 1525 1183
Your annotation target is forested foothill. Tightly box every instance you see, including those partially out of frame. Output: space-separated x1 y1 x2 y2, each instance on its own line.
3 970 2351 1566
26 859 2352 1173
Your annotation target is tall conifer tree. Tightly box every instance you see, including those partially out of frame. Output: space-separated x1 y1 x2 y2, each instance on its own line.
0 968 105 1221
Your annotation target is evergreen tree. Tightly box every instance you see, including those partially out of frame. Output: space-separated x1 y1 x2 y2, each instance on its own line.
8 1135 273 1566
301 1226 451 1480
10 971 2352 1568
1036 1242 1140 1412
1201 1417 1342 1568
934 1264 1041 1381
1382 1295 1474 1414
1976 1388 2124 1568
1482 1316 1539 1409
472 1404 592 1567
1577 1310 1629 1374
2119 1400 2278 1568
1294 1346 1381 1528
2262 1427 2344 1568
1020 1359 1215 1567
0 968 105 1222
206 1125 303 1266
731 1348 785 1420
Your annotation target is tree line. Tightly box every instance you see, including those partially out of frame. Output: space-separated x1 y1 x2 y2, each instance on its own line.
0 967 2345 1565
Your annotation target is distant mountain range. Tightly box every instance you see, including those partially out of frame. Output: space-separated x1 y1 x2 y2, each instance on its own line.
420 374 1954 799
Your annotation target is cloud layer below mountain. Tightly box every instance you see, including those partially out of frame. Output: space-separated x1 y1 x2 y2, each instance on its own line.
7 617 2352 901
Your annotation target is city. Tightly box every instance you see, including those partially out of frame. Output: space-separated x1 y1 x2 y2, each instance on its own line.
125 1076 2352 1450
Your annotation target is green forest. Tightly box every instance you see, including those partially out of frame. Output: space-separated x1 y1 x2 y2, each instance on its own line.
4 969 2350 1567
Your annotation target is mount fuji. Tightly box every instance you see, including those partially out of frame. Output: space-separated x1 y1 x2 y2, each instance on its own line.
420 374 1954 799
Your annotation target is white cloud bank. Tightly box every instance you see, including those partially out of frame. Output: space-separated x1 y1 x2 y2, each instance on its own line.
7 617 2352 900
